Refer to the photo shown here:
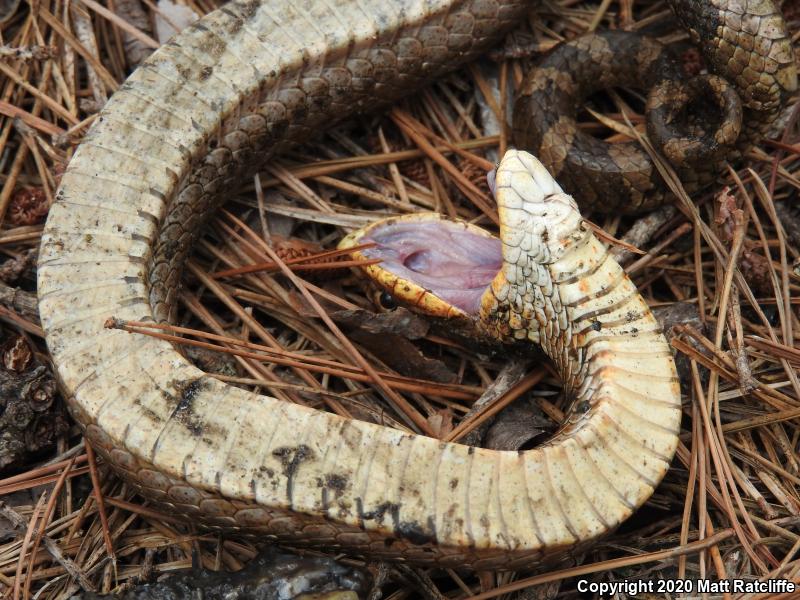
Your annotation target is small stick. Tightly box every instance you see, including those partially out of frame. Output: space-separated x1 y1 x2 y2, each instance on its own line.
85 442 116 563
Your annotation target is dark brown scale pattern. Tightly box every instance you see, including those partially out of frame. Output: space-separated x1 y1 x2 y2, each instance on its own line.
513 0 796 213
514 33 681 212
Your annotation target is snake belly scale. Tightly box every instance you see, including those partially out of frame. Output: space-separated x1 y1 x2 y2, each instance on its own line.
37 0 787 568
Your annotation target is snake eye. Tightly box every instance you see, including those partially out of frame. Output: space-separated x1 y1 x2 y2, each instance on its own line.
376 290 398 311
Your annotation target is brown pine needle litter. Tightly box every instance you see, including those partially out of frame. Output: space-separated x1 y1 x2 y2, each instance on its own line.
4 0 800 598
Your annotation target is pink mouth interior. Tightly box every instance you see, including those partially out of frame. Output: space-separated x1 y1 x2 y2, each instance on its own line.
359 220 502 315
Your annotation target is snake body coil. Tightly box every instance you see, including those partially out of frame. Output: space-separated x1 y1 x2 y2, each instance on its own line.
37 0 790 568
514 0 796 212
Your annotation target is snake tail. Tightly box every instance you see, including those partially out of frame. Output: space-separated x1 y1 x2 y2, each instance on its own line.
513 0 797 213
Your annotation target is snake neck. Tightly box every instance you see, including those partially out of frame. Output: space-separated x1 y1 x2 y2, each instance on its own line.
479 151 674 440
479 152 587 392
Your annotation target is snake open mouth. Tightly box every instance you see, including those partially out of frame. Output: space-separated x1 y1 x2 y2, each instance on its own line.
341 216 502 316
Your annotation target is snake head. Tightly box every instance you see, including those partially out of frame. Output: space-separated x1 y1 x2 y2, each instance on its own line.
478 150 584 344
339 150 587 349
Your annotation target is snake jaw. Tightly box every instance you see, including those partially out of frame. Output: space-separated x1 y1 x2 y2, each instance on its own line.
338 212 501 320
